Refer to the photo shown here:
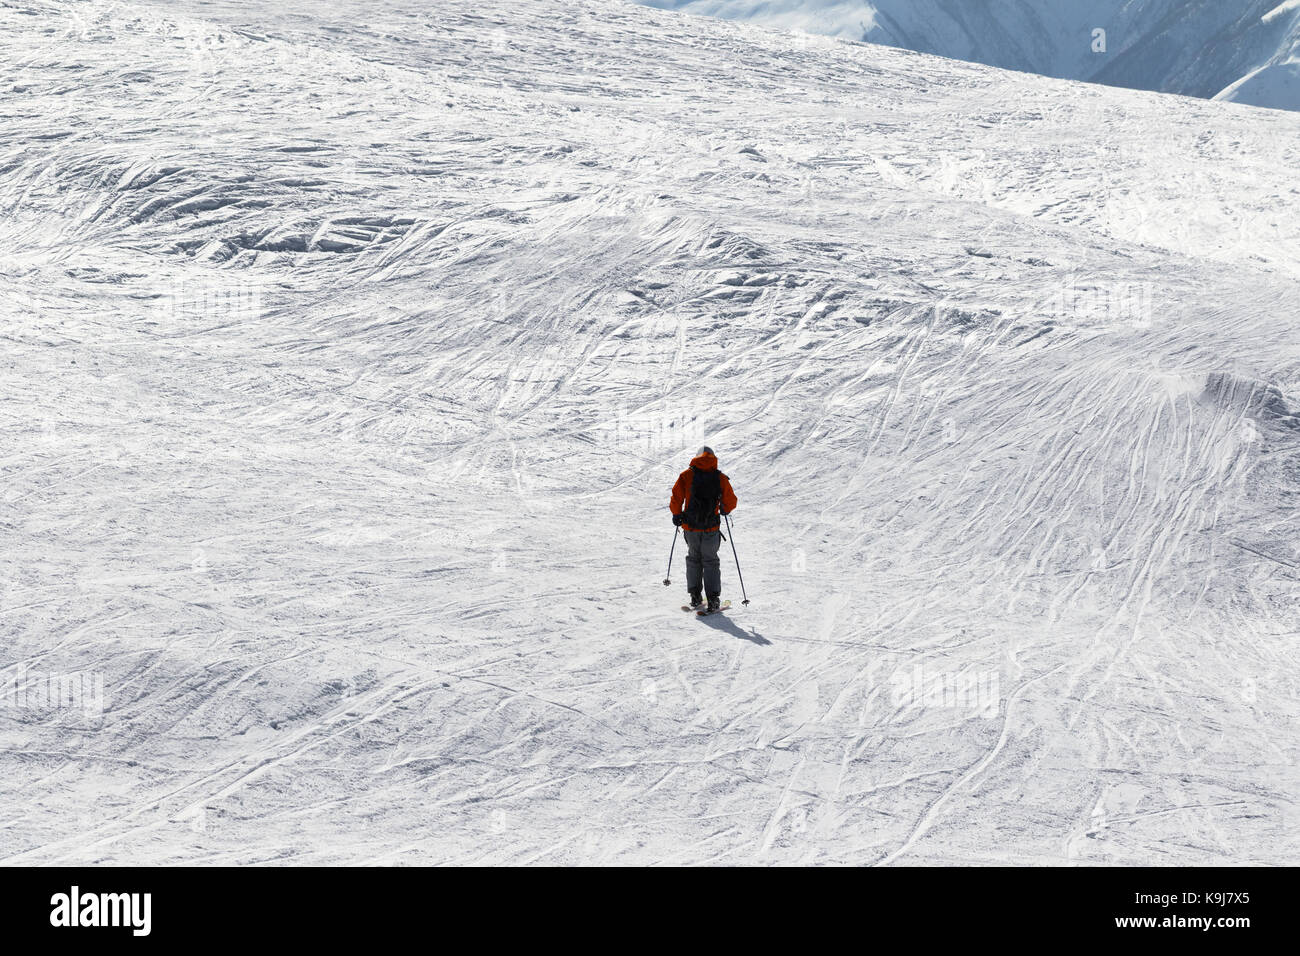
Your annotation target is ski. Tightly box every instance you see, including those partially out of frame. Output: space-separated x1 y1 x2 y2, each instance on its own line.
681 600 732 614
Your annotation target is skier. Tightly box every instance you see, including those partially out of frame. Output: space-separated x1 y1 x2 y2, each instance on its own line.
669 446 738 613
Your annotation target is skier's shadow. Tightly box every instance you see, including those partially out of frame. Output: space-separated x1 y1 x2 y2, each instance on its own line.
699 610 770 646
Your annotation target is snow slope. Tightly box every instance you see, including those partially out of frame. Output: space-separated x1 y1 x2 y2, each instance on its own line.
643 0 1300 110
1 0 1298 865
1215 58 1300 110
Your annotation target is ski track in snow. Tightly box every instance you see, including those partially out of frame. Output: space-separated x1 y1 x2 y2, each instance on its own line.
1 0 1298 865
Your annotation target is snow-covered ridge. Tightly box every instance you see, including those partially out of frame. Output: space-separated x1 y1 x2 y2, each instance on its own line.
641 0 1300 110
1 0 1297 864
1264 0 1300 26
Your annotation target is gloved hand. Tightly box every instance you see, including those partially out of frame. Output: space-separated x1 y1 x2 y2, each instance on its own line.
719 508 730 517
672 513 684 527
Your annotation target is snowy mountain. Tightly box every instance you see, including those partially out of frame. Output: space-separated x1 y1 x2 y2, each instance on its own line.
642 0 1300 110
2 0 1298 865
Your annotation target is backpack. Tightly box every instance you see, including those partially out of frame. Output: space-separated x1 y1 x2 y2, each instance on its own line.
682 467 723 529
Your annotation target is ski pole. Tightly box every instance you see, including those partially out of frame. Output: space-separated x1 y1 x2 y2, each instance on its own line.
663 525 679 586
723 513 750 605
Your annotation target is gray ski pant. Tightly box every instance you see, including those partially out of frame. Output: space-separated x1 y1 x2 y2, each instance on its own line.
684 529 722 598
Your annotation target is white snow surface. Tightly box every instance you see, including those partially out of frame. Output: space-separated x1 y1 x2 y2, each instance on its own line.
643 0 1300 110
1 0 1298 865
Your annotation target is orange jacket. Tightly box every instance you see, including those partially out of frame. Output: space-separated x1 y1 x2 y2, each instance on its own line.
669 451 738 532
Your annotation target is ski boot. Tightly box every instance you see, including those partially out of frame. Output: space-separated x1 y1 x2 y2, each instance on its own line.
688 590 704 609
